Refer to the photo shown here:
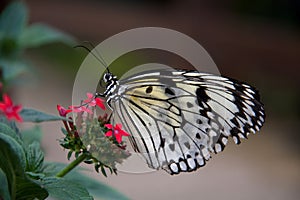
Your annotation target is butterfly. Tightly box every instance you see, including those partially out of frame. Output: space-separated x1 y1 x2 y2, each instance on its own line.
96 66 265 175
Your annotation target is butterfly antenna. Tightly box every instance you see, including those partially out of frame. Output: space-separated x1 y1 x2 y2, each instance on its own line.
74 44 108 70
82 41 110 73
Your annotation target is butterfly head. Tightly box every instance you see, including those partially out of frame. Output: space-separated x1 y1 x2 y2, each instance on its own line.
101 72 119 97
103 72 114 83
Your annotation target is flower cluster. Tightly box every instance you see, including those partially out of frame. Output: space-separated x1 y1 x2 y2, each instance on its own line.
57 93 130 175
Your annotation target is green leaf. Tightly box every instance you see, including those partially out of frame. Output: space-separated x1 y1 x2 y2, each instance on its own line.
25 141 44 173
0 132 26 176
0 59 28 82
67 151 73 160
0 122 22 145
40 177 93 200
0 116 20 136
0 168 11 200
20 108 67 123
21 125 43 146
0 1 27 39
19 23 76 48
38 163 58 177
40 163 129 200
101 166 107 177
61 127 68 136
0 130 48 200
63 167 129 200
70 172 130 200
15 176 48 200
0 38 20 59
0 132 26 199
25 172 45 179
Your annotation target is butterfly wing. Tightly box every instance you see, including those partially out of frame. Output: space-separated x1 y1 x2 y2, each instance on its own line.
109 69 265 174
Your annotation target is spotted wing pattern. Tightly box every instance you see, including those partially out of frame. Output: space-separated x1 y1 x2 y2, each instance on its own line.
108 69 265 174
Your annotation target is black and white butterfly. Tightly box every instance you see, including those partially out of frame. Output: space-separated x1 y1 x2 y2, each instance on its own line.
97 67 265 175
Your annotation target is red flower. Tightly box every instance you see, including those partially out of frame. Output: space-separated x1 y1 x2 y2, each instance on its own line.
57 105 72 117
69 105 92 114
0 94 22 122
83 93 106 110
105 123 130 143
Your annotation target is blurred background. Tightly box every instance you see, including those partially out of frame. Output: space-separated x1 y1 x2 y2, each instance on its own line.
2 0 300 199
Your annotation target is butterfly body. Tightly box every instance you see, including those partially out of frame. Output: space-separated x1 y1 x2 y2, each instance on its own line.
100 68 265 174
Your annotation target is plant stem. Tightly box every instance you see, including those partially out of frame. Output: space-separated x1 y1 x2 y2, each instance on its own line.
56 153 90 177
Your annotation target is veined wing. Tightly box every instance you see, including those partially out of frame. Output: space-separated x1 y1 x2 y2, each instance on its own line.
109 68 265 174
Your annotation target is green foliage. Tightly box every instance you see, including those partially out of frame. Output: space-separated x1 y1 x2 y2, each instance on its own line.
0 2 130 200
0 168 11 200
15 176 48 200
0 118 129 200
25 142 44 173
21 125 43 146
20 108 68 123
60 168 130 200
0 1 76 84
39 177 93 200
0 1 27 40
19 23 75 48
0 122 22 145
0 132 26 178
40 162 130 200
0 130 48 199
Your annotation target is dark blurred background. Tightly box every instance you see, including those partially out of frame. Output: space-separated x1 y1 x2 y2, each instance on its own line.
2 0 300 199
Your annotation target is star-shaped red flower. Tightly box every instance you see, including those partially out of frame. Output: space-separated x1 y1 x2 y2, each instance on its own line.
83 93 106 110
0 94 22 122
105 123 130 143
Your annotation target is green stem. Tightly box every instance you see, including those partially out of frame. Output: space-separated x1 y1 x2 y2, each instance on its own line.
56 153 90 178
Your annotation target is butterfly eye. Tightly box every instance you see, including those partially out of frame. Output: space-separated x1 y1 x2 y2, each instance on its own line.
103 73 111 83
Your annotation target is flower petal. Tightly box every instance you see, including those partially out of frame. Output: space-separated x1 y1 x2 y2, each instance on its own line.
0 103 6 110
115 123 122 130
14 113 23 122
13 105 22 112
95 98 106 110
120 129 130 137
69 106 92 114
83 93 97 106
105 130 113 137
3 94 12 106
57 104 72 116
86 92 94 99
115 133 122 143
104 124 113 129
